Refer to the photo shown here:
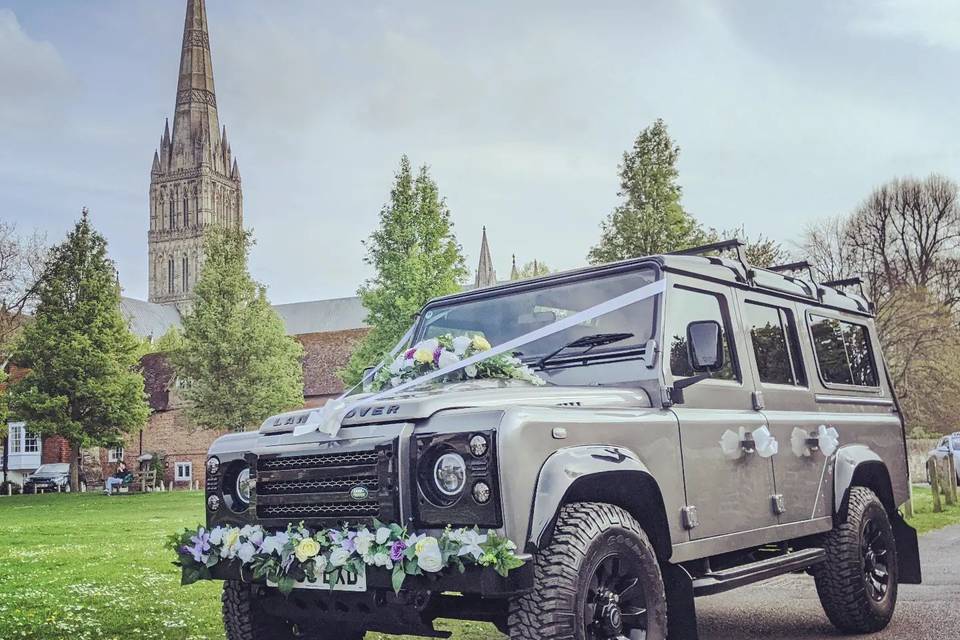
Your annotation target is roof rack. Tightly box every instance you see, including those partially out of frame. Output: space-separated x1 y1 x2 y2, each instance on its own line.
670 239 751 281
821 276 871 309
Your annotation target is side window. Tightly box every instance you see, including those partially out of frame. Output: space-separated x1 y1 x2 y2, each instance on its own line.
744 302 806 386
666 287 737 380
809 315 879 387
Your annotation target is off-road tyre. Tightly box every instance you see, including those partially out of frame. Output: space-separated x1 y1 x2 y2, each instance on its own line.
222 581 363 640
508 501 668 640
813 487 899 634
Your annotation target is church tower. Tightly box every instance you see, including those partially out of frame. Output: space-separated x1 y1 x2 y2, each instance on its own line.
148 0 242 307
474 226 497 288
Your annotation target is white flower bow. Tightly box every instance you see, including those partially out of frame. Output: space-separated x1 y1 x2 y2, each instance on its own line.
817 424 840 457
753 425 779 458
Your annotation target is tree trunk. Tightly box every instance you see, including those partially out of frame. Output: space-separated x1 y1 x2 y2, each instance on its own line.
1 434 8 485
70 441 81 492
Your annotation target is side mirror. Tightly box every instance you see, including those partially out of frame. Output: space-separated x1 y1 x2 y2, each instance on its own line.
686 320 724 372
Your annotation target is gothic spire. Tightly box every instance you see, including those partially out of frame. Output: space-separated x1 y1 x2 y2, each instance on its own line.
510 254 519 280
170 0 222 171
474 226 497 288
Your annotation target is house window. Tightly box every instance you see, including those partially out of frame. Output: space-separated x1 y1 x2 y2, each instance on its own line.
168 258 175 294
9 424 23 453
23 431 39 453
108 446 124 463
175 461 193 483
182 256 189 292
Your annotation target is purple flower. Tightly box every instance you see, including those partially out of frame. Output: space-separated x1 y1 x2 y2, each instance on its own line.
186 529 211 563
433 347 443 366
341 531 358 553
404 348 416 359
390 540 407 562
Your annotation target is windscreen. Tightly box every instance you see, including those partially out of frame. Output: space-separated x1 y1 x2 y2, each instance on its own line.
415 268 658 365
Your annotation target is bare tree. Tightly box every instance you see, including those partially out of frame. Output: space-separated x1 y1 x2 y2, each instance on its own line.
0 222 48 359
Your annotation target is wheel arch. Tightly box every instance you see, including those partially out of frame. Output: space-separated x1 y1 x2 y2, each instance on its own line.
527 446 673 561
833 445 895 519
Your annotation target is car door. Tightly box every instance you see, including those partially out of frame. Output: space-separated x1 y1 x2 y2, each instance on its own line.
736 292 832 524
666 277 778 540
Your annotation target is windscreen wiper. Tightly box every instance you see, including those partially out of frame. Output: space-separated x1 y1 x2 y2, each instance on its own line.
536 332 634 369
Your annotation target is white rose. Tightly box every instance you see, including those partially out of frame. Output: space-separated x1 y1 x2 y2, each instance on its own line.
329 547 351 567
452 335 472 355
438 350 459 369
415 537 443 573
208 526 226 545
354 529 375 557
239 525 264 547
259 532 289 556
388 356 405 375
376 527 392 545
313 554 328 574
372 552 393 569
236 541 257 564
465 365 478 378
419 338 440 352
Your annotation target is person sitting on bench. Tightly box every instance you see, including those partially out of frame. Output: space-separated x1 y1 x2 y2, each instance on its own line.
104 461 130 495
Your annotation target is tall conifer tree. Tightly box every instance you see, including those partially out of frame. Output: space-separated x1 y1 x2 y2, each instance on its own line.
9 212 149 489
171 228 304 432
341 156 467 385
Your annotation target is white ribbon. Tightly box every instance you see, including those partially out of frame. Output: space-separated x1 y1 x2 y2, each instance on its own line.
720 425 779 460
791 427 812 458
817 424 840 457
753 425 779 458
720 427 747 460
293 279 667 437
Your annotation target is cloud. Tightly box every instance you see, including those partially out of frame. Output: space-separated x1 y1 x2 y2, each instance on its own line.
0 9 76 131
850 0 960 50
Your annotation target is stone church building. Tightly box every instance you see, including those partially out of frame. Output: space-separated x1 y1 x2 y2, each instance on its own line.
13 0 512 490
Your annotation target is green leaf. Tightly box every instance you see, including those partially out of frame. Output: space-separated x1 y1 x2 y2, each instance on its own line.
391 564 407 594
277 575 296 596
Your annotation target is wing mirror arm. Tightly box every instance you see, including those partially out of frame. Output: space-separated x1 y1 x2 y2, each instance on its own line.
669 373 712 405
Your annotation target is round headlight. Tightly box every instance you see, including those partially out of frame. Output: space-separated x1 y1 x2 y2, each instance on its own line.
433 453 467 496
472 481 491 504
235 467 252 504
207 494 221 511
469 434 489 457
206 457 220 476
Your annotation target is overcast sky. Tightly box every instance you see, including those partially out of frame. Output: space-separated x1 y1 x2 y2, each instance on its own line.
2 0 960 304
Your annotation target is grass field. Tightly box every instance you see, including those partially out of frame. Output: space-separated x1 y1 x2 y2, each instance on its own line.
1 485 957 640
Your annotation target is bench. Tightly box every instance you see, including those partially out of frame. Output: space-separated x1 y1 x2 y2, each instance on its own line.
104 469 158 494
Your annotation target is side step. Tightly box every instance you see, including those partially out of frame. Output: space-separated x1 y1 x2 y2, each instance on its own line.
692 548 825 597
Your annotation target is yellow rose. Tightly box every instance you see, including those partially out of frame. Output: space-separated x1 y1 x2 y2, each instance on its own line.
471 335 492 351
294 537 322 563
224 528 240 550
414 348 434 364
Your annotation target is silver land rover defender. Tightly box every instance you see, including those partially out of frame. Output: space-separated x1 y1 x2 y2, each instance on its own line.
202 240 920 640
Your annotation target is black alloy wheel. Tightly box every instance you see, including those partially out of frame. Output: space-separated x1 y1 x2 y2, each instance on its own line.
586 553 650 639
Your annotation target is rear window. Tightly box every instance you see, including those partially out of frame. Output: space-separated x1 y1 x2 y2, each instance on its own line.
808 315 878 387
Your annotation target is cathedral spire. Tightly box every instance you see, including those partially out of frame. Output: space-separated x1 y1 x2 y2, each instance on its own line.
474 226 497 289
510 254 519 280
170 0 221 171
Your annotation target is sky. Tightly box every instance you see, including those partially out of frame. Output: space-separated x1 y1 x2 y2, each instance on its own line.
2 0 960 304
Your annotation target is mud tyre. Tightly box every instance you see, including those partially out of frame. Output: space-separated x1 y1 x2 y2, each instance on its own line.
813 486 899 634
508 501 668 640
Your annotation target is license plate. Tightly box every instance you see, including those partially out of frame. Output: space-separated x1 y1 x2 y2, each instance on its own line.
270 566 367 592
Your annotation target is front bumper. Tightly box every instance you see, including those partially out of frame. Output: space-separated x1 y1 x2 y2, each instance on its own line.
203 555 534 597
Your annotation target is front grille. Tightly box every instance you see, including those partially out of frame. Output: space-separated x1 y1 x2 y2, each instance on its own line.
253 441 397 528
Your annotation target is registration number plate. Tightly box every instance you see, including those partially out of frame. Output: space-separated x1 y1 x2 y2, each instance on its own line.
270 566 367 592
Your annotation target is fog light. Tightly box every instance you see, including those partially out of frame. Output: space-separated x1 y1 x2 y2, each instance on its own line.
469 434 489 457
206 457 220 476
472 481 491 504
207 494 221 511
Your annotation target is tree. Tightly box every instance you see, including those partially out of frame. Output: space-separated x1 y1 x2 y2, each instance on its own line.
0 222 47 357
341 156 467 385
170 228 303 432
588 119 705 264
700 226 790 268
8 212 149 490
511 259 551 280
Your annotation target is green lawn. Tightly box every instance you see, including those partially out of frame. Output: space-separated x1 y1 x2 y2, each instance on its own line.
2 486 957 640
905 483 960 535
0 492 501 640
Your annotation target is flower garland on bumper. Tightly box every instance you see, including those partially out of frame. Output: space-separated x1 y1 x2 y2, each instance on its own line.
169 520 526 595
369 334 544 392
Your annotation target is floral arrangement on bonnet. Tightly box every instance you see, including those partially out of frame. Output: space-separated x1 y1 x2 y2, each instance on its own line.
369 333 545 392
170 520 526 595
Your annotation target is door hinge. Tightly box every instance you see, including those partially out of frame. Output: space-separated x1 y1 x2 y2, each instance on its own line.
752 391 765 410
681 505 700 530
771 494 786 515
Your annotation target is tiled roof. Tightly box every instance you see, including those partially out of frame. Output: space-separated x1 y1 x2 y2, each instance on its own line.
272 296 368 335
120 297 183 340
